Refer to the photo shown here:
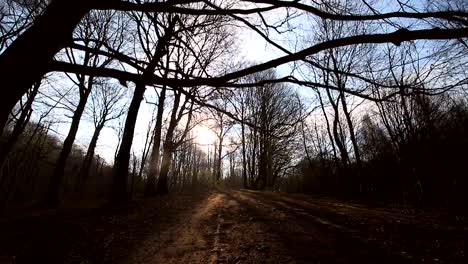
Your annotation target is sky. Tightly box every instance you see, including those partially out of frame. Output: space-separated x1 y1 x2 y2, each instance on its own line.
34 6 311 165
37 33 274 164
30 0 431 164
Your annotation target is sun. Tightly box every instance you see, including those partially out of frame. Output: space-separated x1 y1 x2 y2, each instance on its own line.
193 124 217 146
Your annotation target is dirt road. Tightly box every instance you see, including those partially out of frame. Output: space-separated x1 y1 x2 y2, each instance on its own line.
124 190 467 264
1 189 466 263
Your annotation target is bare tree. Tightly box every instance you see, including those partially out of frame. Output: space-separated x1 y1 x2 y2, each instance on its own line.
145 83 168 196
230 69 302 190
0 80 41 164
156 88 195 194
208 100 233 183
77 82 127 190
0 0 466 136
46 10 121 204
111 14 178 202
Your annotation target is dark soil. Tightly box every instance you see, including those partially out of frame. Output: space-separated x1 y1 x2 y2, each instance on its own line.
0 189 466 263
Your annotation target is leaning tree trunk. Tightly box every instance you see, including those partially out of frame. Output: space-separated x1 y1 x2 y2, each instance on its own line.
111 17 176 202
46 83 91 205
145 86 166 196
339 88 363 193
0 0 90 132
111 83 145 202
77 121 105 191
326 88 349 167
156 91 181 194
316 88 339 164
156 142 174 195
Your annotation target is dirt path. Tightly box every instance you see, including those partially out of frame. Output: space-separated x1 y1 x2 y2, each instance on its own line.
1 189 466 263
125 192 223 263
123 189 467 264
124 191 294 263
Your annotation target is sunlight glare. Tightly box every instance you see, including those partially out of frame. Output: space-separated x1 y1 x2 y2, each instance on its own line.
194 124 217 147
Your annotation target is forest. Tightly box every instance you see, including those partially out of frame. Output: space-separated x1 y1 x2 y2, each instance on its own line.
0 0 467 263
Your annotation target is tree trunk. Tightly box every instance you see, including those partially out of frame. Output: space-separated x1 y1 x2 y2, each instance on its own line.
156 91 181 194
316 89 339 164
46 84 91 205
111 83 145 202
145 86 166 196
156 143 173 194
326 89 349 167
216 134 223 182
258 92 268 190
266 134 274 189
0 0 90 132
339 89 363 192
241 119 247 189
191 149 199 187
77 121 105 191
0 81 40 165
111 16 176 202
250 128 258 188
130 153 137 198
301 121 314 170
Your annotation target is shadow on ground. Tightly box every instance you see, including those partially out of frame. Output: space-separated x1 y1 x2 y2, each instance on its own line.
0 188 466 263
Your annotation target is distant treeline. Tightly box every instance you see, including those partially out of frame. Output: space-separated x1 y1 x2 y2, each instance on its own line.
285 93 468 209
0 120 215 204
0 121 112 203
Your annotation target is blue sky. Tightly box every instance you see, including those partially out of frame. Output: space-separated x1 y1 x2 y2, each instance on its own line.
28 0 465 164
